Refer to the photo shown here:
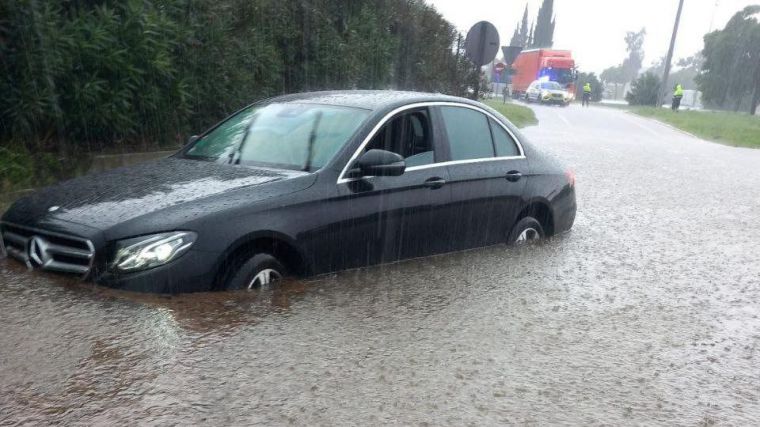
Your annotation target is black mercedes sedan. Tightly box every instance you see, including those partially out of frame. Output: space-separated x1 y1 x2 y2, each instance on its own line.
1 91 576 293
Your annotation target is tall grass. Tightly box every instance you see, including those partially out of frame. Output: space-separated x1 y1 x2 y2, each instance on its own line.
483 100 539 128
632 107 760 149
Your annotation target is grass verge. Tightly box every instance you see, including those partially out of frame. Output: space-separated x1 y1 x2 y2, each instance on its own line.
631 107 760 149
483 100 538 128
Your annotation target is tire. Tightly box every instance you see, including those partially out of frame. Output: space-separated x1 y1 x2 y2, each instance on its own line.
225 253 286 290
507 216 545 246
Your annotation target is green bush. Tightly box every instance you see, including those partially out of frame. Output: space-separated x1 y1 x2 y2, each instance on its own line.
626 72 661 106
0 144 92 193
0 146 34 192
0 0 478 157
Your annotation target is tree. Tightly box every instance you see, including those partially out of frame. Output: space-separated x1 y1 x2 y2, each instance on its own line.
597 28 646 100
647 54 703 91
531 0 555 48
696 6 760 114
626 72 661 105
621 28 646 82
0 0 479 159
528 21 535 47
600 65 626 100
509 5 530 47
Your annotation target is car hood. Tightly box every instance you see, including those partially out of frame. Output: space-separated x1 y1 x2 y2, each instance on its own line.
543 89 568 96
3 157 308 231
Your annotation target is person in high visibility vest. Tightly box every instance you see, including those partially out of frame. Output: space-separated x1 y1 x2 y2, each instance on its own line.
672 84 684 111
582 82 592 107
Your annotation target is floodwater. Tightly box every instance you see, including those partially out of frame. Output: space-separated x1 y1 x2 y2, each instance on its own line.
2 105 760 425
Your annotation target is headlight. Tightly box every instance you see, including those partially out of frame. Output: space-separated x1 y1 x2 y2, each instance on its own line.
110 232 197 272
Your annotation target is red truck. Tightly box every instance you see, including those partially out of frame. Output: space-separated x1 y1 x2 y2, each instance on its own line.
510 49 577 98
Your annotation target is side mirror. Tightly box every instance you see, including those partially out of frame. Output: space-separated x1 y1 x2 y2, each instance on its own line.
350 149 406 178
187 135 199 146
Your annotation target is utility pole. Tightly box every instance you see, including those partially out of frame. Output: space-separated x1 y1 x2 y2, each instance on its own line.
658 0 685 107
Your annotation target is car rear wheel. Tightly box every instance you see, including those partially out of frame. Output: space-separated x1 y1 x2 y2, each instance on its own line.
226 253 286 290
508 217 545 246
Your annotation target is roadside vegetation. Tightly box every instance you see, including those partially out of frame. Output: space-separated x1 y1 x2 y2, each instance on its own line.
631 108 760 149
483 100 538 128
2 1 478 154
1 0 482 194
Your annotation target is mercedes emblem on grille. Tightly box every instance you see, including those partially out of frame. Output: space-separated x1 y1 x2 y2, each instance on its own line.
28 236 51 267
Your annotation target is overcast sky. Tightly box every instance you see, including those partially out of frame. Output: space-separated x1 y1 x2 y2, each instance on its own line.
426 0 759 74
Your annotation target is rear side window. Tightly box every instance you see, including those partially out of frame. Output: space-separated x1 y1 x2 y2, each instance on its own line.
489 118 520 157
439 106 494 161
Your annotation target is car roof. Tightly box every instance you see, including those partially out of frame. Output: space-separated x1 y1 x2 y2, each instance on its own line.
264 90 479 111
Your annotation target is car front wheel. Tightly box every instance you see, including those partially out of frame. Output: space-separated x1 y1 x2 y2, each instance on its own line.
508 217 545 246
226 253 286 290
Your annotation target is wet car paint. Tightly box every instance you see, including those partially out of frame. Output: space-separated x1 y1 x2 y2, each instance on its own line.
1 91 575 293
2 158 311 231
2 104 759 424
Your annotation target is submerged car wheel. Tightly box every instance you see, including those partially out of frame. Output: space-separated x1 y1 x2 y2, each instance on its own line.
508 217 545 246
226 253 286 290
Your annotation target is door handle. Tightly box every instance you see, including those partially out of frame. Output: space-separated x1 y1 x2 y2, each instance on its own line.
424 177 447 189
505 170 522 182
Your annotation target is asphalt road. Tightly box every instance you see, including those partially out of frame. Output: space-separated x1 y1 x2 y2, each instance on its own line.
2 103 760 425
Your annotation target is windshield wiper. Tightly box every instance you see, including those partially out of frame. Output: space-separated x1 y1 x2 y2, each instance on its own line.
303 111 323 172
230 113 260 165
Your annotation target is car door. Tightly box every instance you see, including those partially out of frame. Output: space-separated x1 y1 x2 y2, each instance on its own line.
436 105 528 250
526 82 537 101
334 107 453 268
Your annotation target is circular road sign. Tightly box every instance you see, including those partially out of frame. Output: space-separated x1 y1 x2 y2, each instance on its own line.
464 21 500 67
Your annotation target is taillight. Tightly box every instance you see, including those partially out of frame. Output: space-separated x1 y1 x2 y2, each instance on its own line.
565 169 576 187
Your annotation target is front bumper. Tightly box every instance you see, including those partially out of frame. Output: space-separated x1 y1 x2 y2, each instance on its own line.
95 249 219 293
542 97 569 105
0 221 218 293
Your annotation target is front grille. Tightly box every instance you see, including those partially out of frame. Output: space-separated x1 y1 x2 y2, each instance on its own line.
0 222 95 278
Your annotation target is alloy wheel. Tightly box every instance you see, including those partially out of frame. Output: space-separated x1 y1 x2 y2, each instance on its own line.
515 227 540 245
247 268 282 290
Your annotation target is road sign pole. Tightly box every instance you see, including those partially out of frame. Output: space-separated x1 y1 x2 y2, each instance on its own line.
473 26 488 100
464 21 500 101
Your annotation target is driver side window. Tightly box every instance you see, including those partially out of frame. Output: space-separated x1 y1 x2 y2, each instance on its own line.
364 108 435 168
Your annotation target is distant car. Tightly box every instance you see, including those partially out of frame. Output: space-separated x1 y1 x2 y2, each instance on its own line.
525 80 572 106
1 91 576 294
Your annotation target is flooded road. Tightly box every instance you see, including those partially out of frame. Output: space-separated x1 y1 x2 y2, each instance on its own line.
2 104 760 425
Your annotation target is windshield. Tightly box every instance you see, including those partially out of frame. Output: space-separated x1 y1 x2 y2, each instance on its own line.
541 68 575 84
540 82 563 90
184 103 369 171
